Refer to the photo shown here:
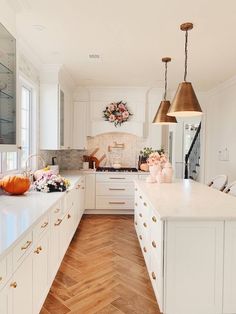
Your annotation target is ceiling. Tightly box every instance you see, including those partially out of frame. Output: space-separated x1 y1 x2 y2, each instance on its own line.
14 0 236 90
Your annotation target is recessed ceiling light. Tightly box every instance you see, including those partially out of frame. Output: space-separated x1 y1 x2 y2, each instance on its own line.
32 24 46 31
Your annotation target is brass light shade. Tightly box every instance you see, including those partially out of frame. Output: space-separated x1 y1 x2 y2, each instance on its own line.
152 100 177 124
168 22 203 117
167 82 202 117
152 57 177 124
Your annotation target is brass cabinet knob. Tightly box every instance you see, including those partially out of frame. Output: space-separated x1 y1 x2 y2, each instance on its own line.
139 213 142 218
135 221 137 226
67 214 71 219
34 246 42 254
152 272 156 280
76 184 81 190
143 247 147 253
152 241 157 248
21 240 32 250
139 235 142 240
135 202 138 207
10 282 17 288
82 187 85 190
143 222 147 228
152 216 157 223
139 195 142 199
54 208 60 213
0 276 2 282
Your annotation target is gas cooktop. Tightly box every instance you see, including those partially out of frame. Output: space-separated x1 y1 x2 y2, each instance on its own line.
96 167 138 172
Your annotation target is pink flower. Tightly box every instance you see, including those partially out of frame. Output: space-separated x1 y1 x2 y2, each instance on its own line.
118 103 126 112
109 114 116 122
122 111 129 119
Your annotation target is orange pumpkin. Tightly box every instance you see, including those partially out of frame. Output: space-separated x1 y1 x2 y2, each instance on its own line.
0 175 31 195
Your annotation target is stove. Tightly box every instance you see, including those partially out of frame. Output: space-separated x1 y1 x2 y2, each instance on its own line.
96 167 138 172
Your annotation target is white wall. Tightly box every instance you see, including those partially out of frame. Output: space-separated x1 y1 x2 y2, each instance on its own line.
204 77 236 183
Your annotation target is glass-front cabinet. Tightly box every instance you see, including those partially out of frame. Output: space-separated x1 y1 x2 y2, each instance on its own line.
0 23 16 150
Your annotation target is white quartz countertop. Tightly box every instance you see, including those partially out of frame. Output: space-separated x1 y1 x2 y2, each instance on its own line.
0 172 82 258
135 179 236 220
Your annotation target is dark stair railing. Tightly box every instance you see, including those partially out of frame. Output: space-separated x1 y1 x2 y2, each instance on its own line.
184 122 201 179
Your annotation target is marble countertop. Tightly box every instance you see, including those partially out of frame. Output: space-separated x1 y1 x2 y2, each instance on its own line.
78 169 149 175
0 173 82 258
135 179 236 220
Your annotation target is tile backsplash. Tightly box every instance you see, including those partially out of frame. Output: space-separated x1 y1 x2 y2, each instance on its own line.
40 132 148 170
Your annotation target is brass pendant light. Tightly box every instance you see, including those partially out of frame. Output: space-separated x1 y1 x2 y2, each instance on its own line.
167 22 203 117
152 57 177 124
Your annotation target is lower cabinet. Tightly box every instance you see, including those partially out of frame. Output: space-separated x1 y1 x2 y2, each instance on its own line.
0 175 85 314
12 253 33 314
33 231 49 313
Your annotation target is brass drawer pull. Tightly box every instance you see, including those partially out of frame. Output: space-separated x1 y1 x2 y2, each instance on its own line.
10 282 17 288
34 246 42 254
135 221 137 226
82 187 85 190
139 235 142 240
152 216 157 223
143 247 147 253
21 240 32 250
54 208 60 213
109 201 125 204
109 177 125 180
152 241 157 248
67 214 71 219
54 218 62 226
139 213 142 218
135 202 138 206
143 202 147 207
41 222 48 228
143 222 147 228
152 272 156 280
0 276 2 282
139 195 142 199
109 188 125 191
76 184 81 190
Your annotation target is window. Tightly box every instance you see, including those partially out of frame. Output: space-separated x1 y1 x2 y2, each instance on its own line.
0 78 37 174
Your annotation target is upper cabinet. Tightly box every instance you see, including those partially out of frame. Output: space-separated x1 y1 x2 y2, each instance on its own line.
40 65 75 150
0 23 16 151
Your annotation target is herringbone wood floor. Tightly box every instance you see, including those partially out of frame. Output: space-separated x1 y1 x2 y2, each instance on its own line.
40 215 161 314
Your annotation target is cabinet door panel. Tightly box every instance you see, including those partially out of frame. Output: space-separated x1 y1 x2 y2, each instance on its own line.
12 254 33 314
0 283 12 314
33 232 49 313
223 221 236 313
165 221 224 314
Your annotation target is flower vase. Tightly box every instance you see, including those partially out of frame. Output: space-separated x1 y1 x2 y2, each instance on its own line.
162 162 173 183
148 165 161 183
156 171 164 184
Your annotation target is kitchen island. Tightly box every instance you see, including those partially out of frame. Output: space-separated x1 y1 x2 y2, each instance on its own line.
134 179 236 314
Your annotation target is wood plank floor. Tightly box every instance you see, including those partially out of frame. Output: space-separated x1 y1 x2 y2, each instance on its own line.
40 215 161 314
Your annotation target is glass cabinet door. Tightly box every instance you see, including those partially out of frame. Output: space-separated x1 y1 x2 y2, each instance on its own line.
0 23 16 147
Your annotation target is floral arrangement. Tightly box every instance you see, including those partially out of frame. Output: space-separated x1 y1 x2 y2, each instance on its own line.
147 152 168 168
103 101 132 127
140 147 164 158
33 171 70 193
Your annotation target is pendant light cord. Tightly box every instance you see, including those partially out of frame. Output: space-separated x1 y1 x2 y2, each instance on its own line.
184 30 188 82
164 61 167 100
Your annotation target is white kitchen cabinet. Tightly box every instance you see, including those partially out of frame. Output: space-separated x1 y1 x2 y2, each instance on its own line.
73 101 88 150
85 174 96 210
33 230 49 314
12 253 33 314
165 221 224 314
223 221 236 313
0 283 12 314
40 65 73 150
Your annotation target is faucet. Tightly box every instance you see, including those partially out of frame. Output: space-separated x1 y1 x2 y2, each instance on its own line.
23 154 46 181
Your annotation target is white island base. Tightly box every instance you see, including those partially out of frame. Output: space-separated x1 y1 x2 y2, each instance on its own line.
134 179 236 314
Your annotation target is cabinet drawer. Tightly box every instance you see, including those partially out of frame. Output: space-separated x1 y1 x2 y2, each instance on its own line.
149 253 163 311
96 182 134 196
33 214 50 241
96 173 137 183
51 201 63 221
96 196 134 210
13 231 33 267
